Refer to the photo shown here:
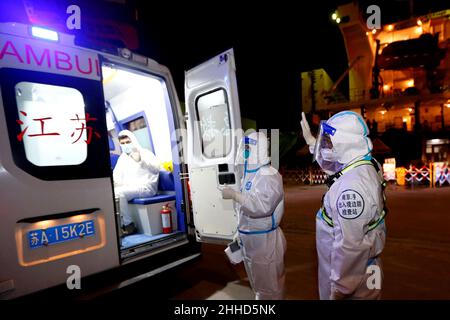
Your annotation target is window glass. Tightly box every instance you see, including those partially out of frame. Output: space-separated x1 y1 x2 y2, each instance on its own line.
196 89 231 158
15 82 87 166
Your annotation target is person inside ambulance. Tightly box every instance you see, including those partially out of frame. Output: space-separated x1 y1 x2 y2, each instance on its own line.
300 111 387 300
221 132 287 300
113 130 161 236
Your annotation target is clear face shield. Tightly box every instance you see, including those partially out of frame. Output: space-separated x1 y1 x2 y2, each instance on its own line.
235 136 258 172
243 137 256 159
313 121 344 175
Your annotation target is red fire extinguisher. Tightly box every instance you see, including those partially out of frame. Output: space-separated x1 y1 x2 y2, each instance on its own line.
161 204 172 234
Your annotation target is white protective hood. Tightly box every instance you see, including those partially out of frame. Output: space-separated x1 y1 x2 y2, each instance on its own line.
235 131 271 173
118 129 143 152
326 111 373 166
113 129 161 201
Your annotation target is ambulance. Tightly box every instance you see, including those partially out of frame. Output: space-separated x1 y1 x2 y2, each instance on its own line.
0 22 243 298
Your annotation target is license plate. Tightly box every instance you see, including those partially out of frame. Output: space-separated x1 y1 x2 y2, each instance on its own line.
28 220 95 249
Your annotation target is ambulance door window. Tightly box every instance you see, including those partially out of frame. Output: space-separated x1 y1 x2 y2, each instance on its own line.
195 88 232 159
15 82 87 166
0 69 110 180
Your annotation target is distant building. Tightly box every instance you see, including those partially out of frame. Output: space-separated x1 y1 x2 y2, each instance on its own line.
302 2 450 163
301 69 341 114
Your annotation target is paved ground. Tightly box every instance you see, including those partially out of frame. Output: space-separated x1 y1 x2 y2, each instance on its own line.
91 184 450 300
169 184 450 300
16 182 450 301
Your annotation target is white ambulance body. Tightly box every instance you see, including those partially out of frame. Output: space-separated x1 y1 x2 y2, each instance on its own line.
0 23 242 299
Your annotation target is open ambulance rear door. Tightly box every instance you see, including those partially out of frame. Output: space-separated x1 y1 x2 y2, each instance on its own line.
185 49 242 244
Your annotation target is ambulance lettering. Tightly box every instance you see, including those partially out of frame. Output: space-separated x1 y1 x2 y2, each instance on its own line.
0 38 100 79
25 45 51 67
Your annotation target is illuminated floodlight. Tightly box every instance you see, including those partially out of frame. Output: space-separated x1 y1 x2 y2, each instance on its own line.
331 13 338 20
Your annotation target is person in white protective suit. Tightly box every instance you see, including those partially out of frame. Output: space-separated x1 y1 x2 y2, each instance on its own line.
113 130 161 235
301 111 387 300
221 131 287 300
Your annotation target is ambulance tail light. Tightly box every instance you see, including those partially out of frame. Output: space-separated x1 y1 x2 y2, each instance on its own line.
31 26 59 41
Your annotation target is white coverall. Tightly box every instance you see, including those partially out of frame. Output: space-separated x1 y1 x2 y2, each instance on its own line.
302 111 386 300
113 130 161 226
223 132 287 300
317 163 386 299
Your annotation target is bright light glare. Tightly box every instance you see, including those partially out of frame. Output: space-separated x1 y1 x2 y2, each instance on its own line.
331 13 338 20
336 17 341 23
31 26 59 41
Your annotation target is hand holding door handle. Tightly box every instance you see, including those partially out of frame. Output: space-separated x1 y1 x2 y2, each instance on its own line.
220 185 244 204
221 186 235 199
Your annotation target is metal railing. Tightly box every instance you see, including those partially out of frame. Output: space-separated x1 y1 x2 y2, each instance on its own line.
282 162 449 188
404 165 432 186
282 168 327 185
346 82 450 104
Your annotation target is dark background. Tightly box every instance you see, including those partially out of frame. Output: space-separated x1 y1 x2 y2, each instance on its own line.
134 0 348 131
1 0 449 131
132 0 450 131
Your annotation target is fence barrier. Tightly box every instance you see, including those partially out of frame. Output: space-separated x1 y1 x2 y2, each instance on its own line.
283 162 449 188
282 169 327 185
404 165 432 187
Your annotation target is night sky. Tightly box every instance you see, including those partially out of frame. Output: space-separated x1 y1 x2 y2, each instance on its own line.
2 0 449 131
133 0 450 132
134 1 347 131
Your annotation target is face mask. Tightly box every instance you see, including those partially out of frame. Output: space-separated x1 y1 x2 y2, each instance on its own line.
321 148 339 162
120 143 134 154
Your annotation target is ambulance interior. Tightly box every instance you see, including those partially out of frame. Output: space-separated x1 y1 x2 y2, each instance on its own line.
101 63 186 257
